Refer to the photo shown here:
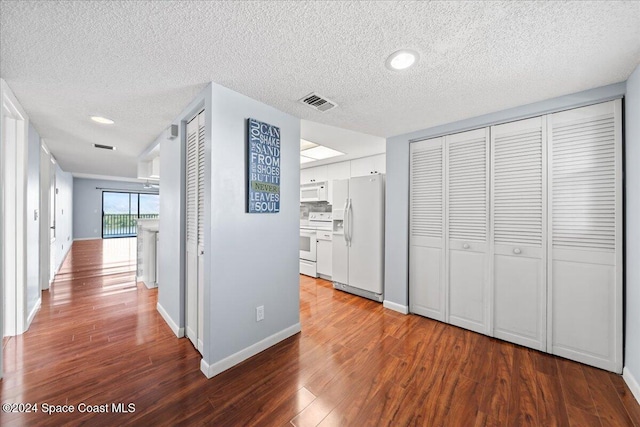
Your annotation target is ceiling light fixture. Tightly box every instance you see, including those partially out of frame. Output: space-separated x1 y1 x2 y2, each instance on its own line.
90 116 115 125
299 138 345 164
300 155 315 164
300 138 319 151
385 49 419 71
301 145 345 160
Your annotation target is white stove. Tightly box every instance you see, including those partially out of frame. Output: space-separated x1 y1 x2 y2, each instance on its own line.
300 212 332 277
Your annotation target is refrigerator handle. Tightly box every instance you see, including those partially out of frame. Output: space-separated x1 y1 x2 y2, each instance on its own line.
347 198 353 246
343 198 349 246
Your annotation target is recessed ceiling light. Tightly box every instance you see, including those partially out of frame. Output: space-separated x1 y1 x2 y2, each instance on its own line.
300 139 319 151
385 49 419 71
301 145 345 160
90 116 115 125
300 155 315 164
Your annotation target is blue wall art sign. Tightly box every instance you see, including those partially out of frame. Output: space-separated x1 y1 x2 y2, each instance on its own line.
247 118 280 213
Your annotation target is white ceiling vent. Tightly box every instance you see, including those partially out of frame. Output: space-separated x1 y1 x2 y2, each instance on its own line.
299 92 337 112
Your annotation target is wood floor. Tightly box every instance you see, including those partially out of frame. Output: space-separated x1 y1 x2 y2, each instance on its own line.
1 238 640 426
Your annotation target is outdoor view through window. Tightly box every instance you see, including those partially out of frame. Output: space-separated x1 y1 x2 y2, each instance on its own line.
102 191 159 238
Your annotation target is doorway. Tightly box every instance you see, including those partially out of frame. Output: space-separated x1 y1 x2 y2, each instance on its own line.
101 191 159 239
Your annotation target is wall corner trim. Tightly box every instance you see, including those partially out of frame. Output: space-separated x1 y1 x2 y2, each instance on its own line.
623 367 640 405
383 300 409 314
200 323 301 379
26 298 41 330
156 302 184 338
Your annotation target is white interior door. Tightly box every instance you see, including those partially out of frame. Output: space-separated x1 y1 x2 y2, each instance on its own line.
185 110 205 352
409 137 446 321
49 160 56 282
39 146 51 291
446 129 490 335
548 100 622 373
491 116 547 350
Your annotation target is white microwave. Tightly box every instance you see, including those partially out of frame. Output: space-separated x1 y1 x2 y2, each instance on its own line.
300 181 328 202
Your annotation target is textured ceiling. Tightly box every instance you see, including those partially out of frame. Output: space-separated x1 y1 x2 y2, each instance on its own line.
1 1 639 177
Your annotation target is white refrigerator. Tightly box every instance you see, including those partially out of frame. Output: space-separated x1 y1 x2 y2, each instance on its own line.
332 174 384 302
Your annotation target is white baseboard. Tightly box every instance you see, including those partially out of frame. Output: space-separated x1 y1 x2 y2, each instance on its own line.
156 302 184 338
143 280 157 289
383 300 409 314
200 323 301 379
623 367 640 405
26 298 41 329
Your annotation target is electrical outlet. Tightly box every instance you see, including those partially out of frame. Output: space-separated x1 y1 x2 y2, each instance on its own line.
256 305 264 322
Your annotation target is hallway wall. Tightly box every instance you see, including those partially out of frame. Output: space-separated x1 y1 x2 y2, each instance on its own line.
624 62 640 401
52 163 73 275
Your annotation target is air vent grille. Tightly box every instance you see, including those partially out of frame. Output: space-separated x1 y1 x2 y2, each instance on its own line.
299 92 337 112
93 143 116 150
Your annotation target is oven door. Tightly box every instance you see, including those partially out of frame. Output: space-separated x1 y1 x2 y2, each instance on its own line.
300 229 317 262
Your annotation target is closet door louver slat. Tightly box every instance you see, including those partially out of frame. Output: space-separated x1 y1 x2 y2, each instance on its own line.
197 114 205 247
410 144 443 240
186 117 198 244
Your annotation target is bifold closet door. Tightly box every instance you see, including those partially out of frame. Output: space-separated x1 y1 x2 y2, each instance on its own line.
446 129 490 335
491 117 547 351
548 100 622 373
409 137 446 321
185 110 205 352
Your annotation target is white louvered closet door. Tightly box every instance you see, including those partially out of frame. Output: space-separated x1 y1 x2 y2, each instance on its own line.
446 128 490 335
548 100 622 373
491 117 547 351
185 110 205 352
409 137 446 321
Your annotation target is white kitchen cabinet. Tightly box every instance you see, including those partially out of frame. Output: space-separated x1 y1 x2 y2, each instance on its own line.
350 154 385 177
327 161 350 205
300 165 328 184
136 219 159 289
316 230 332 278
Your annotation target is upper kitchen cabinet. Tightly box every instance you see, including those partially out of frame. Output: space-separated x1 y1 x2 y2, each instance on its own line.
300 165 328 184
327 161 350 205
350 154 386 177
327 161 351 181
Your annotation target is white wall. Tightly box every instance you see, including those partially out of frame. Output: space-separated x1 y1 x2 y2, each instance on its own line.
384 82 627 313
624 63 640 399
26 123 41 317
52 163 73 274
204 83 300 375
157 83 300 378
157 87 208 336
72 178 157 239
